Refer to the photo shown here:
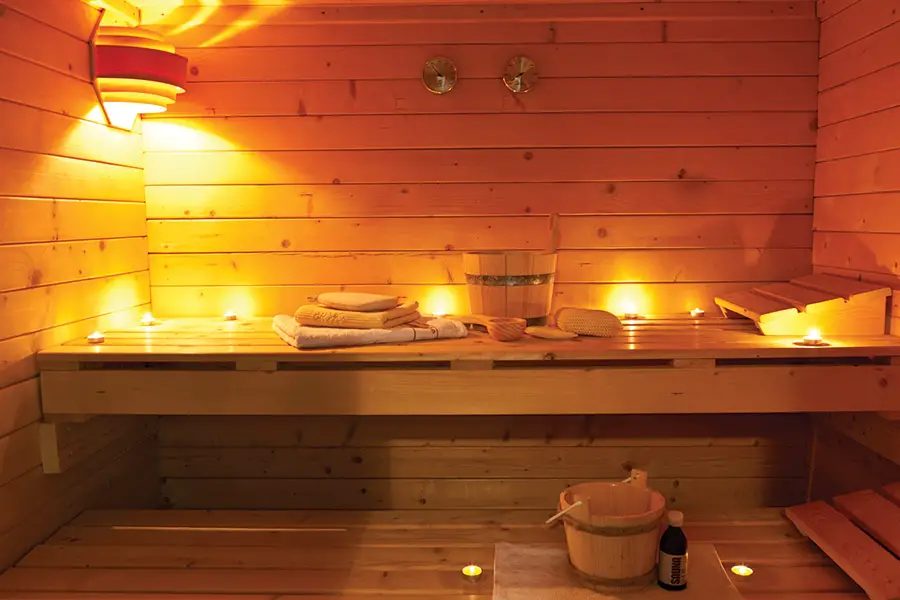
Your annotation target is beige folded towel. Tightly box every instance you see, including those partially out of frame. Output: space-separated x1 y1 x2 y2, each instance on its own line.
294 301 420 329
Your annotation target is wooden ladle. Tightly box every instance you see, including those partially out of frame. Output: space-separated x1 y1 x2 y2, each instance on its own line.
452 315 527 342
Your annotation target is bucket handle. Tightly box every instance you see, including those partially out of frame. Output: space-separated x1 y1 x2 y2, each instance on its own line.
544 500 583 527
545 469 648 527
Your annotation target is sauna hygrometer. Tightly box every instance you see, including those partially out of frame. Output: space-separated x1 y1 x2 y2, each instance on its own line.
422 57 457 94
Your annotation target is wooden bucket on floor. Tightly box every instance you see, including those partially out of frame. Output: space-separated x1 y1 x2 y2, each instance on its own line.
558 477 666 593
463 251 557 321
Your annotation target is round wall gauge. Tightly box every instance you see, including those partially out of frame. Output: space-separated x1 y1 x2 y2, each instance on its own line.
503 55 538 93
422 57 457 94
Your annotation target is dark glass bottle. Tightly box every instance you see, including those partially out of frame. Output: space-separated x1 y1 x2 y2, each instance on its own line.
658 510 688 591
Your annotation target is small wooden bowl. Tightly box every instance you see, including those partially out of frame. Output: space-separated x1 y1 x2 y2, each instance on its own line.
486 317 526 342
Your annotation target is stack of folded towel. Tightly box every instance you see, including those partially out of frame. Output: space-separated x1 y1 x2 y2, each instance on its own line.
273 292 467 349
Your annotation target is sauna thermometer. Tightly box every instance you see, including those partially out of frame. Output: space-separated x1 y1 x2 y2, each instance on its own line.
422 57 457 94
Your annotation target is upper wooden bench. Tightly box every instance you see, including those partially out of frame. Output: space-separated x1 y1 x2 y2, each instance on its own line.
37 316 900 419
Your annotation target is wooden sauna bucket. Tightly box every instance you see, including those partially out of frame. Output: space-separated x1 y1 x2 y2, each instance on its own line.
462 251 557 322
558 479 666 593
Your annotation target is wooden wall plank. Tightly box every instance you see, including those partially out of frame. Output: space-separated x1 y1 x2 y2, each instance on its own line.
146 1 815 327
819 64 900 126
144 148 814 186
665 18 819 41
143 113 816 152
819 21 900 90
150 281 772 317
819 413 900 466
147 215 810 254
42 417 152 475
0 423 42 488
0 271 151 342
0 1 154 573
0 427 150 536
0 0 100 41
814 195 900 233
817 106 900 162
182 43 817 82
814 150 900 196
0 149 144 202
0 100 143 168
159 445 806 479
160 476 806 510
0 379 41 439
0 4 90 80
809 422 900 501
0 305 150 390
145 181 813 219
0 53 104 125
819 0 900 57
813 0 900 344
159 414 809 449
0 238 149 294
160 77 818 118
148 217 551 253
818 0 864 21
149 248 811 286
0 198 147 245
813 233 900 279
147 2 815 27
0 439 155 570
558 215 812 249
158 19 817 49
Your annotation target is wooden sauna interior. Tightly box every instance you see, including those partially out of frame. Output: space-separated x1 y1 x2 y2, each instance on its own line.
2 0 900 597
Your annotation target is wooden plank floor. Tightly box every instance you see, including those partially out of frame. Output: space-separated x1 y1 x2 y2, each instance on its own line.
0 509 865 599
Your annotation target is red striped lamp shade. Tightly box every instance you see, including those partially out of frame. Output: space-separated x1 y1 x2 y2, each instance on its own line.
94 27 187 128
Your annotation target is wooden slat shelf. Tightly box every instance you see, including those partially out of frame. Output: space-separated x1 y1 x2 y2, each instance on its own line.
0 508 865 599
36 317 900 418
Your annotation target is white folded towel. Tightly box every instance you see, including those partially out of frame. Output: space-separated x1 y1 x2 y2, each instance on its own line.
272 314 467 349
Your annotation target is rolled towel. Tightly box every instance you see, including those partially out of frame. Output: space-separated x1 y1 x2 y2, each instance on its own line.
273 314 468 349
295 301 419 329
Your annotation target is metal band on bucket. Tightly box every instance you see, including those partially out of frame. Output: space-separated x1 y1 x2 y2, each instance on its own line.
465 273 554 286
571 561 658 591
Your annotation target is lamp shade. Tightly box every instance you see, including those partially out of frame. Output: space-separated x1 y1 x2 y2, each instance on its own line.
94 27 187 128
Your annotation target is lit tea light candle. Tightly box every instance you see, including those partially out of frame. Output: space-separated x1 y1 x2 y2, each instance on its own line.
690 307 705 318
797 327 828 347
731 564 754 577
87 331 105 344
433 312 447 319
223 310 238 321
140 312 158 327
462 564 483 582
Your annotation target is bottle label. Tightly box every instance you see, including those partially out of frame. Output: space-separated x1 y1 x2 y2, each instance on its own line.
658 551 688 587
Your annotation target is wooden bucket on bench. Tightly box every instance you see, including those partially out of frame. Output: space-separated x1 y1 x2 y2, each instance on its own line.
463 251 557 322
557 472 666 593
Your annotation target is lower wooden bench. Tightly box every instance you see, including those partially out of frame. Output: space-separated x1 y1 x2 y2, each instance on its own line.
36 317 900 418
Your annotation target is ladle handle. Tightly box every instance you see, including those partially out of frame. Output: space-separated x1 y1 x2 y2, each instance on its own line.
544 500 584 527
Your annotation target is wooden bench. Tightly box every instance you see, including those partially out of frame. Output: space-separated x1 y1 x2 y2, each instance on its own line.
37 316 900 419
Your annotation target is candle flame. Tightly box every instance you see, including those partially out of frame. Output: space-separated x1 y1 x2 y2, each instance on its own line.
731 564 754 577
805 328 822 341
462 564 483 577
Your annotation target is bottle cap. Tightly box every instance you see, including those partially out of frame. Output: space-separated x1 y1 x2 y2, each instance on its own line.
668 510 684 527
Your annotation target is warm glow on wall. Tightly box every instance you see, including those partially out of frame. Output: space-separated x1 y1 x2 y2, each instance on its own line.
94 27 187 129
606 286 653 318
424 287 460 317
